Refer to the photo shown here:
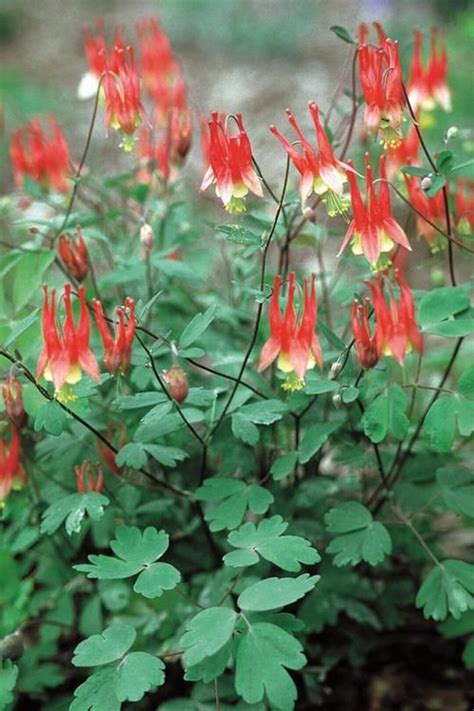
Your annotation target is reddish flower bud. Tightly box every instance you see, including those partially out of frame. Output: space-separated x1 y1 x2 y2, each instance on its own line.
140 223 154 260
2 377 27 429
0 426 26 506
58 226 89 282
75 460 104 493
170 107 193 161
163 365 189 403
93 298 136 376
352 299 380 369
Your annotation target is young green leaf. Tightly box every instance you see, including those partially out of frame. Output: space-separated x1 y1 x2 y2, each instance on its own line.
0 659 18 709
416 560 474 621
235 622 306 709
237 574 319 611
224 516 320 572
437 467 474 517
40 493 109 536
362 384 409 443
325 502 392 566
424 391 474 452
329 25 355 44
215 223 261 245
179 304 216 349
270 452 298 481
419 286 469 329
180 607 237 668
34 400 68 436
115 442 148 470
70 667 120 711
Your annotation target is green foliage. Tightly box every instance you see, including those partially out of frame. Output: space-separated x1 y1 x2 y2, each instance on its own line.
362 384 409 443
237 575 319 611
223 516 320 571
75 527 181 599
325 502 392 566
41 493 109 536
195 478 274 531
416 561 474 621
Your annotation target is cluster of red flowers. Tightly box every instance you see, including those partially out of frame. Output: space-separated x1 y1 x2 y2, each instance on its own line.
407 29 451 115
258 273 323 391
10 117 71 193
36 284 136 400
352 271 423 369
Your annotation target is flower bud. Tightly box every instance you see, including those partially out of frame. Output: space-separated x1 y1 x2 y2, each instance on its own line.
332 392 342 409
329 361 342 380
140 223 154 260
421 175 433 192
2 376 27 429
163 365 189 403
75 460 104 493
303 206 317 223
445 126 458 142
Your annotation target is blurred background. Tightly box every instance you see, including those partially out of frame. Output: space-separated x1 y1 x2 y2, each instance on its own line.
0 0 473 192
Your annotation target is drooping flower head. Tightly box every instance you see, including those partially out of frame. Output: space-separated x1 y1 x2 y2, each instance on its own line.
366 271 423 365
163 365 189 403
358 25 406 148
407 29 451 117
200 112 263 213
0 427 26 506
338 154 411 268
259 273 323 391
404 174 446 251
93 298 136 376
75 460 104 494
352 297 379 369
36 284 100 398
103 46 145 151
2 376 27 429
10 117 71 193
270 102 348 215
58 226 89 282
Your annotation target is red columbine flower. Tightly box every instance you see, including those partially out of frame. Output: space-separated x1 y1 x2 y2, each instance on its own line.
93 298 135 376
366 271 423 365
404 174 446 251
200 112 263 213
58 226 89 282
0 427 25 506
352 298 379 370
258 273 323 391
454 179 474 235
103 46 144 151
270 102 347 215
170 107 193 162
10 117 71 193
75 460 104 493
358 28 405 148
2 377 27 429
338 154 411 268
36 284 100 397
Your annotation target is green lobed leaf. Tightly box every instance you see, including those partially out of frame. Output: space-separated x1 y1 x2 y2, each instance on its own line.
215 223 262 245
133 563 181 598
232 413 260 445
115 652 165 702
115 442 147 470
237 574 319 611
362 384 409 444
224 516 320 572
424 393 474 452
419 286 469 328
325 502 392 567
180 607 238 668
416 560 474 621
70 667 121 711
235 622 306 710
329 24 355 44
270 452 298 481
34 400 68 436
437 467 474 517
0 659 18 708
72 624 136 667
40 493 109 536
195 478 274 532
